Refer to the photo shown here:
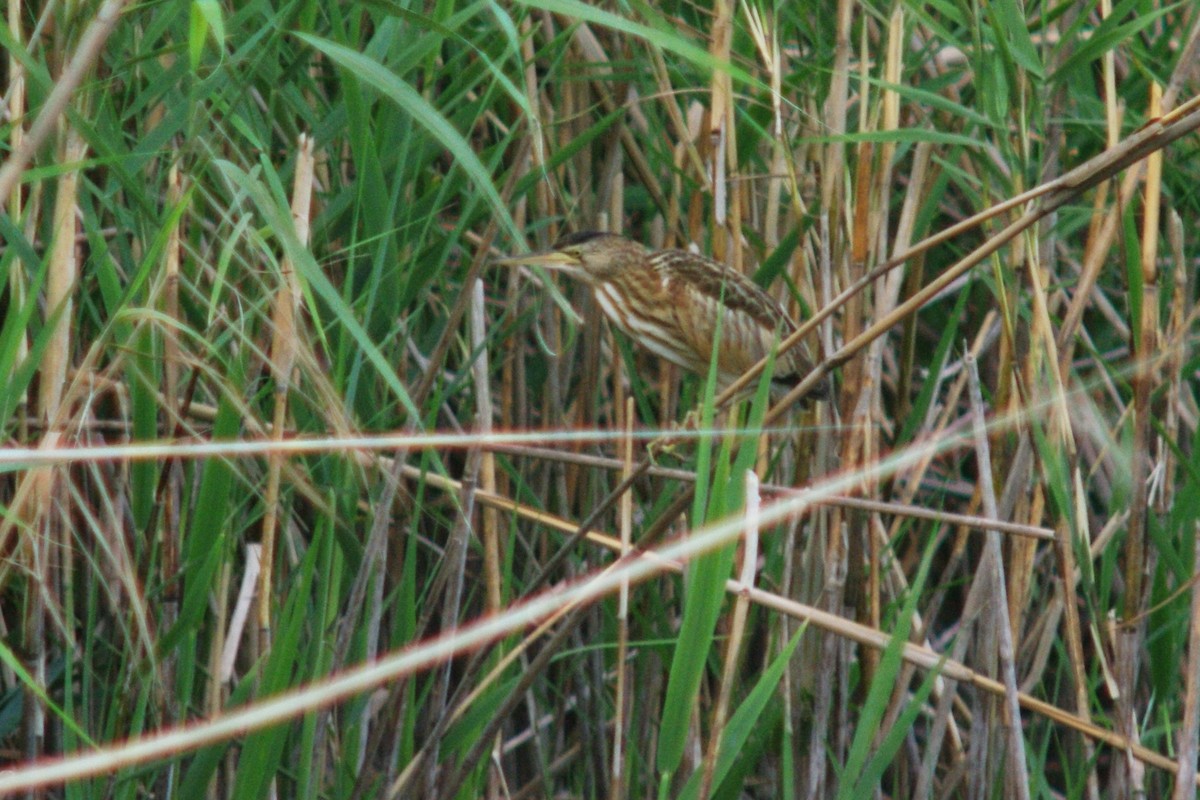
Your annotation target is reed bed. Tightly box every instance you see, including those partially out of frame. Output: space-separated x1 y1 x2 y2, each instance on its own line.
2 1 1200 797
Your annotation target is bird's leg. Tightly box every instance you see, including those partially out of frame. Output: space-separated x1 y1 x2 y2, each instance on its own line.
646 416 688 462
646 401 735 462
645 407 699 462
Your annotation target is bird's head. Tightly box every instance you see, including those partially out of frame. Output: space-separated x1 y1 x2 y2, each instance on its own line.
496 231 648 282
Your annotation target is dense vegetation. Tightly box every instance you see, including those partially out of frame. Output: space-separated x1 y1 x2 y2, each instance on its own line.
2 1 1200 797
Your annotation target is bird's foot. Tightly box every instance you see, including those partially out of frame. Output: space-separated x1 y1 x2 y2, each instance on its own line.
646 432 679 463
646 409 703 462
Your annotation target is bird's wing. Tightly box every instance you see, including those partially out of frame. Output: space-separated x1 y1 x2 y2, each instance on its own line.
651 249 801 379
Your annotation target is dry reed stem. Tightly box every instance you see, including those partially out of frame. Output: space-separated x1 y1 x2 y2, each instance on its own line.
1115 79 1166 796
0 0 126 204
966 354 1030 797
205 541 233 766
0 428 1067 538
1175 516 1200 799
610 395 634 800
160 164 184 586
1164 209 1189 498
708 0 732 267
807 32 851 774
474 441 1059 544
1056 133 1130 364
470 278 503 614
744 4 783 246
1022 188 1100 788
220 544 261 683
468 275 502 792
5 0 29 429
156 162 185 744
14 113 87 770
257 133 313 649
508 13 540 461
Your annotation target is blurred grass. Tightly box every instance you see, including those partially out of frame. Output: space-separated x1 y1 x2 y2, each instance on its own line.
2 1 1200 798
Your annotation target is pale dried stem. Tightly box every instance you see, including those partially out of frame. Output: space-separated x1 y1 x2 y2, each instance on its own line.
157 162 185 736
1115 82 1164 795
18 112 87 772
0 0 131 211
5 0 29 427
610 396 635 800
1173 515 1200 800
220 545 261 683
743 3 783 246
709 0 733 266
966 355 1031 799
257 133 313 649
470 278 503 614
805 0 853 789
468 274 505 785
1163 210 1189 507
1021 180 1104 790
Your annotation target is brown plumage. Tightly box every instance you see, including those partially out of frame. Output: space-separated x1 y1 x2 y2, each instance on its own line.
497 231 826 400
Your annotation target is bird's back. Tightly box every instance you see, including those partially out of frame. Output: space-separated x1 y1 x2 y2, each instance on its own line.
647 249 814 385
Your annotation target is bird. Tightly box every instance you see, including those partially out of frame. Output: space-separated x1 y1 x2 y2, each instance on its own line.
496 231 827 402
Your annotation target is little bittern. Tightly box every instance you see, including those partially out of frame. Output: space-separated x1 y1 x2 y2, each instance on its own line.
498 232 826 400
